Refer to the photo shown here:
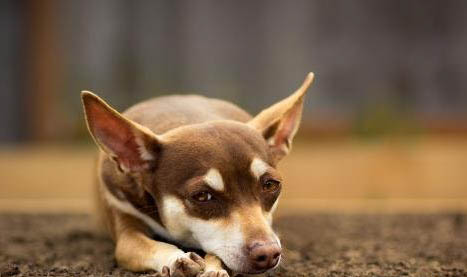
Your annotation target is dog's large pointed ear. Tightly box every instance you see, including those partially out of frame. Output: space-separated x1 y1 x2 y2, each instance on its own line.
81 91 161 173
249 72 314 163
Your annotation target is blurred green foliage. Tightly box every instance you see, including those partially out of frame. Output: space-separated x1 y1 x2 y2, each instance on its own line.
353 100 423 138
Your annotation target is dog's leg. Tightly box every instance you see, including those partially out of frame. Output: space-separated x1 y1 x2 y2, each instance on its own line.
199 254 229 277
114 213 205 276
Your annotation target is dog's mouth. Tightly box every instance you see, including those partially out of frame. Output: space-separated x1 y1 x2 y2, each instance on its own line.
176 243 279 274
219 250 281 275
227 262 281 275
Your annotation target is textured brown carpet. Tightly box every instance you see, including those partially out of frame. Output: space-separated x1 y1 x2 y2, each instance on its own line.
1 214 466 276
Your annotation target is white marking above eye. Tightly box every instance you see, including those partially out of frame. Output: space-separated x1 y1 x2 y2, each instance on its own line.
204 168 225 191
250 158 270 179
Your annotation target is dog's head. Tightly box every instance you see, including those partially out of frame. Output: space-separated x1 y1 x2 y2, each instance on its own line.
82 73 314 274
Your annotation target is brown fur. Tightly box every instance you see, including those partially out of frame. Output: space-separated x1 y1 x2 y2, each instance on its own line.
81 72 314 276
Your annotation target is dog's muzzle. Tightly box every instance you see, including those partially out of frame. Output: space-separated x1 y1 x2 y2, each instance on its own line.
244 240 281 273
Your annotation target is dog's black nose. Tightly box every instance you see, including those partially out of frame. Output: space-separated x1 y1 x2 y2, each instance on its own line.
247 241 281 271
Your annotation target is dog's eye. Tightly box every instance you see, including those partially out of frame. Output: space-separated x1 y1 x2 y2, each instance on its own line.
192 191 213 202
263 179 281 193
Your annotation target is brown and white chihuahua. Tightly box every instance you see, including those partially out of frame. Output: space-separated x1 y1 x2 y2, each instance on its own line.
81 72 314 277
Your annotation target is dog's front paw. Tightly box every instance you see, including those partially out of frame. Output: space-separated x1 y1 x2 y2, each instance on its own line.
200 254 229 277
166 252 205 277
198 269 229 277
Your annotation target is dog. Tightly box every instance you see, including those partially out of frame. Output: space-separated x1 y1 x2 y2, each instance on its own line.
81 72 314 276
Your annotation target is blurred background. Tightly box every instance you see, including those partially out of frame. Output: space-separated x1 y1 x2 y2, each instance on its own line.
1 0 466 214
